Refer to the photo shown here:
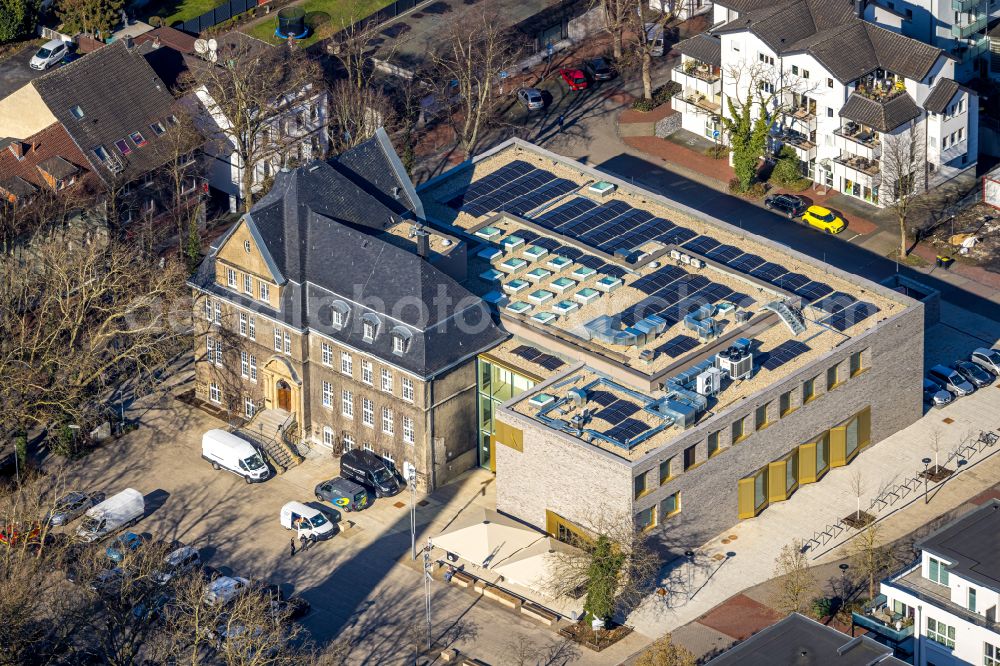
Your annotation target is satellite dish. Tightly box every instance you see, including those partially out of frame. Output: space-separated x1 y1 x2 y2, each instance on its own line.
194 39 208 54
208 50 218 63
207 38 218 52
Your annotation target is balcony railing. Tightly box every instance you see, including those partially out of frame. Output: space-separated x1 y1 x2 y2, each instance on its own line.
675 63 720 84
834 124 881 150
886 563 1000 633
953 14 987 38
851 611 915 643
834 153 880 176
853 83 907 103
673 91 722 115
952 0 984 11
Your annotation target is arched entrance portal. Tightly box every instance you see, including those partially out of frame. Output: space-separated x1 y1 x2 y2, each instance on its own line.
276 380 291 411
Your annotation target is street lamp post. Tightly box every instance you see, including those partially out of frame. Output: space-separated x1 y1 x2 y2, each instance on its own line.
409 469 417 560
423 538 433 651
839 563 850 602
922 457 932 504
684 550 695 598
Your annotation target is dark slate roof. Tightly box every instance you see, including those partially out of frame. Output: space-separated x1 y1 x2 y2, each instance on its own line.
839 92 921 131
922 78 961 114
330 127 425 219
674 33 722 67
37 155 79 179
714 1 942 83
0 176 36 198
712 0 774 12
917 500 1000 593
32 41 180 184
191 137 504 378
706 613 907 666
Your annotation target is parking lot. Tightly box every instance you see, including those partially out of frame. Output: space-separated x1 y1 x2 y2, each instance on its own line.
53 364 641 664
0 44 54 98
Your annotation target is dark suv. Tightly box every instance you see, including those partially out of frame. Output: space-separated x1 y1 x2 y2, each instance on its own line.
583 57 615 82
764 194 807 219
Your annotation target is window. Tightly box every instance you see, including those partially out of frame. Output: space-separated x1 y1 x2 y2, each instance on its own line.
661 492 681 518
779 391 793 417
227 268 238 288
129 131 147 147
986 642 1000 666
363 318 378 341
381 368 393 393
827 364 839 389
214 302 222 324
209 382 221 403
342 390 353 418
322 381 333 408
321 343 332 366
243 240 251 253
928 557 950 585
802 69 809 79
402 377 414 402
758 53 774 65
362 398 374 427
363 442 374 453
115 139 132 155
968 586 977 612
205 298 212 321
791 65 799 75
241 351 250 378
755 403 769 430
660 458 673 483
239 312 248 336
403 416 414 444
826 107 834 118
342 433 354 451
93 145 111 162
926 617 955 648
382 408 394 435
249 355 257 381
284 332 291 355
341 352 352 375
248 315 255 341
259 281 270 302
634 473 647 499
322 426 334 447
274 328 283 352
213 338 222 365
636 506 656 531
150 121 165 136
332 305 347 329
244 396 255 418
243 274 253 294
732 415 747 443
850 351 863 377
803 377 816 403
393 335 406 354
708 430 720 457
683 444 697 471
827 77 833 88
362 360 373 385
70 105 84 119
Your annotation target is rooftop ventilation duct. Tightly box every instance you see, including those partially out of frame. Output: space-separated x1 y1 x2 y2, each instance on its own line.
567 387 587 407
684 303 721 341
583 314 668 347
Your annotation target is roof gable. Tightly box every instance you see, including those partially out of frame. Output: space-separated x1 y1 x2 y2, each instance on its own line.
215 216 285 285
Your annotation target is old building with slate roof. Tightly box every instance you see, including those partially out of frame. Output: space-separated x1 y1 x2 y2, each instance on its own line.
671 0 978 207
188 131 506 491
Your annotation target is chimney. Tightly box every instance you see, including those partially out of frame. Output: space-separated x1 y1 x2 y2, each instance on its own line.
124 35 134 49
8 141 26 160
412 223 430 258
854 0 865 18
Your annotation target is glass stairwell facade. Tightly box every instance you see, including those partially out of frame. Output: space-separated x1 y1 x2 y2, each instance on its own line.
476 355 539 470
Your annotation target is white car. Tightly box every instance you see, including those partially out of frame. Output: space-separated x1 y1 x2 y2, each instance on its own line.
971 348 1000 376
30 39 69 71
204 575 250 607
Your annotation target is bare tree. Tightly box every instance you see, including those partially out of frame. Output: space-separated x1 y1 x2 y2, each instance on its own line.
878 124 925 258
427 8 524 156
149 110 206 259
770 540 815 614
185 36 323 212
322 7 385 91
327 79 396 154
595 0 633 60
850 521 891 600
635 633 697 666
624 2 673 101
848 470 866 523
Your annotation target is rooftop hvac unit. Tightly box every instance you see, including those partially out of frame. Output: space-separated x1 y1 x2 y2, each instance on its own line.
669 249 681 260
696 367 722 396
716 344 753 381
690 258 704 269
567 387 588 407
735 310 753 324
679 253 691 265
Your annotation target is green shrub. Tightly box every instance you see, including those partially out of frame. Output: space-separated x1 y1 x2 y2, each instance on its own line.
148 15 162 27
631 98 657 112
651 81 680 106
811 596 835 619
771 145 804 186
746 182 767 199
704 145 728 159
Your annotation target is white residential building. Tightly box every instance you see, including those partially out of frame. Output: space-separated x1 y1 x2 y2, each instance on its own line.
858 499 1000 666
649 0 713 21
672 0 978 208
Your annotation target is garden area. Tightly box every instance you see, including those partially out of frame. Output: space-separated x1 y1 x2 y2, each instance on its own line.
136 0 221 28
244 0 392 46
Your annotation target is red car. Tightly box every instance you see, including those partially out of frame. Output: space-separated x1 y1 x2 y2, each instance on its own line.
560 68 588 91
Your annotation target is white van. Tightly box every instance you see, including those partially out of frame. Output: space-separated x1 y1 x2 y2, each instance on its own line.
645 23 665 56
280 502 335 542
201 430 269 483
75 488 144 543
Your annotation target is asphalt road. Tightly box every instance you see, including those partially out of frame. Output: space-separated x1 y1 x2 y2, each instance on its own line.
0 45 48 98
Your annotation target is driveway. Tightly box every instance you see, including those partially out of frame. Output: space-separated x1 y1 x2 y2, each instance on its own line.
0 45 50 99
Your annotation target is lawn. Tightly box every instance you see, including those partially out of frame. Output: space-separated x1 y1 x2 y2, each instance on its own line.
137 0 221 27
245 0 393 47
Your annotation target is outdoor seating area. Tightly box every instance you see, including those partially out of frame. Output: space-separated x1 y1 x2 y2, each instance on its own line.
834 153 880 176
674 91 722 114
853 72 907 102
835 122 881 148
679 61 721 83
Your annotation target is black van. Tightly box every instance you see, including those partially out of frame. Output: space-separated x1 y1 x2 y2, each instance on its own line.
340 450 402 497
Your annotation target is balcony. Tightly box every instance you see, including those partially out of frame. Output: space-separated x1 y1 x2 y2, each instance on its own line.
673 62 722 99
952 0 984 10
672 90 722 116
853 82 907 103
834 123 881 161
887 564 1000 632
834 153 880 177
675 61 720 84
786 105 817 132
953 14 987 38
852 596 915 644
774 130 816 159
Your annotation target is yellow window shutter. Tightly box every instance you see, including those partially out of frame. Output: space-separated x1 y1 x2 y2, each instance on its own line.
768 460 787 502
799 441 817 484
858 407 871 448
738 476 757 519
830 425 847 467
487 435 496 472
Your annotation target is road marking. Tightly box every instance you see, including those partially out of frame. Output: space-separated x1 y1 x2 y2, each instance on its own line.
846 233 863 243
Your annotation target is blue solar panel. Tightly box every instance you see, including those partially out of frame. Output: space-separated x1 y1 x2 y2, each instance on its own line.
605 217 672 252
583 211 653 247
534 198 597 229
706 244 742 263
760 340 811 370
503 178 577 216
446 160 534 208
773 273 810 292
588 390 617 406
727 291 756 308
606 418 650 444
559 200 633 235
595 401 640 424
823 301 880 331
795 281 834 301
812 292 856 314
683 235 721 255
729 254 765 272
655 334 699 358
750 262 787 283
631 266 686 294
660 226 697 244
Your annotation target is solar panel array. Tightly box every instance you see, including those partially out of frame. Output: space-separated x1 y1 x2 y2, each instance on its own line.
618 272 756 328
510 344 566 371
822 301 880 332
606 418 650 443
655 334 700 358
594 400 640 424
760 340 811 371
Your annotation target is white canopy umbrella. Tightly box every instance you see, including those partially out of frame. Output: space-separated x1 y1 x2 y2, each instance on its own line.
431 508 545 569
491 537 580 594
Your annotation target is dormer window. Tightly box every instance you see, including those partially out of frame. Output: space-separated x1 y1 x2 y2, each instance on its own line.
114 139 132 156
93 146 111 162
70 105 84 119
330 301 350 329
361 313 380 342
129 131 148 148
390 326 412 356
150 121 166 136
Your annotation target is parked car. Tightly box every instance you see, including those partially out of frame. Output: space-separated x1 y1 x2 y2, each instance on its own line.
315 477 370 512
155 546 202 585
764 194 807 219
258 584 311 622
645 23 665 56
560 68 588 91
802 205 846 234
955 360 994 388
204 575 251 608
927 364 975 397
583 57 615 82
46 491 105 527
76 488 144 543
89 566 124 594
29 39 69 70
923 379 953 409
340 449 402 497
516 87 545 111
0 521 42 547
970 347 1000 376
106 531 143 562
279 502 335 542
202 430 269 483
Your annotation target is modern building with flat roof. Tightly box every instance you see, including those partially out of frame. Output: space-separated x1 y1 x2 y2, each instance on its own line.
418 138 924 547
706 612 907 665
857 499 1000 666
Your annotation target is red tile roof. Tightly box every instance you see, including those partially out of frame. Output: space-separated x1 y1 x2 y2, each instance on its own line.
134 26 198 54
0 123 94 200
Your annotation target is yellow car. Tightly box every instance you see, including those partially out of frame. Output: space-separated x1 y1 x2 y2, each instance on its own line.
802 205 846 234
